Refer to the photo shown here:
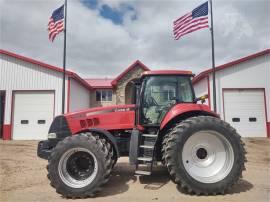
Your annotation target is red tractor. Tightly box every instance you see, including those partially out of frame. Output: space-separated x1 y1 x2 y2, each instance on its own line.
37 70 246 198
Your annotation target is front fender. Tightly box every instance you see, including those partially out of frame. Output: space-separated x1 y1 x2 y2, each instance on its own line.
78 128 120 158
160 104 219 130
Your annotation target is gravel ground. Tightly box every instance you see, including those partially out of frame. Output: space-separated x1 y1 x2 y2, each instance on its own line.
0 138 269 202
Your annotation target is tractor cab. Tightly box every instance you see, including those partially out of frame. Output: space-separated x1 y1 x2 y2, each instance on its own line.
137 70 195 126
133 70 196 128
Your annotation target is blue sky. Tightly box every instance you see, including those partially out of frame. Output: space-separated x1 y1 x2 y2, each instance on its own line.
80 0 136 25
81 0 98 9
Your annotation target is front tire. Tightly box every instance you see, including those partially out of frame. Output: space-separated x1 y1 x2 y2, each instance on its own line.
47 133 113 198
163 116 246 195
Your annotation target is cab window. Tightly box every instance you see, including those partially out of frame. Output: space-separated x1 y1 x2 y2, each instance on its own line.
141 76 194 124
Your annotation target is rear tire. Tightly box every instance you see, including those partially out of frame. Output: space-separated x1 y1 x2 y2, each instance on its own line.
47 133 113 198
163 116 246 195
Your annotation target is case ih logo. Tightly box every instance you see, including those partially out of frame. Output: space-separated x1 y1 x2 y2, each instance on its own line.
114 107 133 112
85 107 135 117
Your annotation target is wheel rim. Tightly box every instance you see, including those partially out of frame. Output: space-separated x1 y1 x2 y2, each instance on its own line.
182 130 234 183
58 148 98 188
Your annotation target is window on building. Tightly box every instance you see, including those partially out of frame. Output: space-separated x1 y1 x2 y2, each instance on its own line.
96 91 101 101
96 90 112 101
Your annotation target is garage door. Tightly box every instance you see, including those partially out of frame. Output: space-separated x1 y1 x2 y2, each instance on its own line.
12 91 54 140
223 89 267 137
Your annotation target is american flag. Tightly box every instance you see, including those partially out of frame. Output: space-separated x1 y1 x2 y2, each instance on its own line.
173 2 209 40
48 5 64 42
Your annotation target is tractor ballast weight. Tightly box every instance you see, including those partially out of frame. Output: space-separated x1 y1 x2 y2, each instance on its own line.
37 70 246 198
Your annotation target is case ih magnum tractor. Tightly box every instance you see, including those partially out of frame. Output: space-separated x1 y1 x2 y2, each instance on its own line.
37 70 246 198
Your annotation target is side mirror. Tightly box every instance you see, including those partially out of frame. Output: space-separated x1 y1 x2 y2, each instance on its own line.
195 94 208 104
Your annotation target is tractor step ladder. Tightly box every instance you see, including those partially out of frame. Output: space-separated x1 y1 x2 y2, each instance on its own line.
135 133 158 175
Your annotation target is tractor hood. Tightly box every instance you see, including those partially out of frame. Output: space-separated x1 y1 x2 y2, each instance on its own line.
63 104 136 134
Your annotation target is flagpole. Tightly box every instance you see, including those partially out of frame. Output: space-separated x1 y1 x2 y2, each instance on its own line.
209 0 217 112
62 0 67 114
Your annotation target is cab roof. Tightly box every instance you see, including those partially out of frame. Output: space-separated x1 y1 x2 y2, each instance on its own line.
142 70 193 77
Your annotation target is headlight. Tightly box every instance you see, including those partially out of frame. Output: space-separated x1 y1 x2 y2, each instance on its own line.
48 133 57 139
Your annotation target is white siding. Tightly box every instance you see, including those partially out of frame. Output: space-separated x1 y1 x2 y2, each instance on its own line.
193 77 209 106
208 54 270 120
0 54 68 125
69 78 90 112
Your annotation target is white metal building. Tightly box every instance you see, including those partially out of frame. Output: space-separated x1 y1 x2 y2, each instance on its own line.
1 49 269 140
0 50 91 140
193 49 270 138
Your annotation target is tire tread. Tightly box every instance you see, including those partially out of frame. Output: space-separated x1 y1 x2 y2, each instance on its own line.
47 133 114 198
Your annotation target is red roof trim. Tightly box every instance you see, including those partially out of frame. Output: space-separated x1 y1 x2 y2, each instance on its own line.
0 49 73 74
0 49 92 90
91 86 113 89
193 49 270 84
84 78 113 89
69 72 93 90
111 60 150 86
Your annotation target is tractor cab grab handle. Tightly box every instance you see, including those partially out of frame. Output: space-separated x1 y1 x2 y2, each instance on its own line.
194 94 208 104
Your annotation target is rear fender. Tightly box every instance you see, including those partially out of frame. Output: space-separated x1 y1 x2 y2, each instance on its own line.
160 104 219 131
76 128 120 158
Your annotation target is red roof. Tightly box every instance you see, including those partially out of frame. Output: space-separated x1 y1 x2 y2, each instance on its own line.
85 60 150 89
84 78 114 89
111 60 150 86
0 49 92 90
193 49 270 84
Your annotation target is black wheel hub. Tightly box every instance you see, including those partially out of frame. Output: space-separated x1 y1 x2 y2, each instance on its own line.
196 148 208 160
66 151 95 180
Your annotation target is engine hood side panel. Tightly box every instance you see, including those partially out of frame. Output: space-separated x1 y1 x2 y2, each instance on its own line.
63 105 136 134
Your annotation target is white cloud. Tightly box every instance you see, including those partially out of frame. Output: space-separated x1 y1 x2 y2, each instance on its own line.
218 5 254 39
0 0 269 78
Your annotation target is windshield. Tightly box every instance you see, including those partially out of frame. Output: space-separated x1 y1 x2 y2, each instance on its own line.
141 76 194 124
